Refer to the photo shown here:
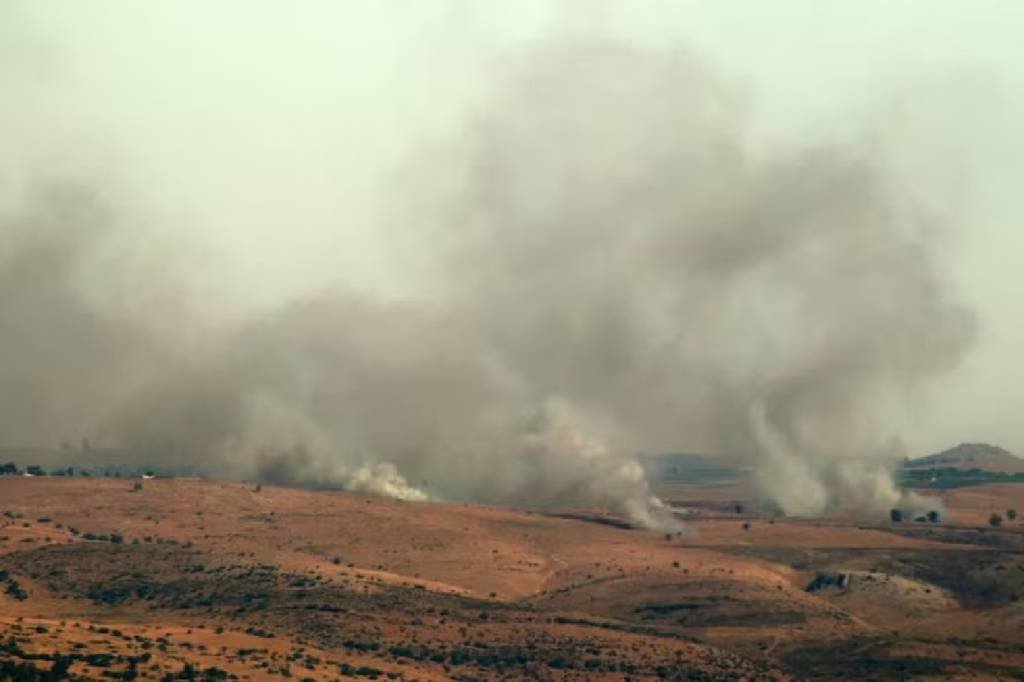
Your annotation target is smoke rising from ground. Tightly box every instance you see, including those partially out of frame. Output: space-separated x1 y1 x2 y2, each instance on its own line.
0 33 974 525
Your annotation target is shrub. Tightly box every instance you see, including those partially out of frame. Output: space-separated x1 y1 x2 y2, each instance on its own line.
5 579 28 601
1008 509 1018 521
989 513 1003 527
889 509 903 523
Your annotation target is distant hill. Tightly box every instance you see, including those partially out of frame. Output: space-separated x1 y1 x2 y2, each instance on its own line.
637 452 740 482
905 443 1024 474
0 445 195 477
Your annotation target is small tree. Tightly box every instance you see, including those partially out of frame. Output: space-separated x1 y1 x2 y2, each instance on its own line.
989 513 1003 528
926 510 940 523
889 509 903 523
1008 509 1018 521
25 465 45 476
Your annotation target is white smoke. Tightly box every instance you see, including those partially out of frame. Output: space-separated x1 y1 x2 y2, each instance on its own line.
0 26 974 526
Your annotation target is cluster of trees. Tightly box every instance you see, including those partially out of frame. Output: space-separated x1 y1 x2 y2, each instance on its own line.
1 463 65 477
889 509 941 523
0 464 158 478
900 466 1024 489
891 507 1020 527
989 509 1018 527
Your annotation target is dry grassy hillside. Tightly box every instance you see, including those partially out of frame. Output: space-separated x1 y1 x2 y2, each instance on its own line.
1 477 1022 680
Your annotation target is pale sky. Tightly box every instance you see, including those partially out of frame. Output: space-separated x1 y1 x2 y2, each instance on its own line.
3 1 1023 455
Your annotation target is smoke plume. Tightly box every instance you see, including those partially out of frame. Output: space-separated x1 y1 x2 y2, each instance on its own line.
0 37 973 525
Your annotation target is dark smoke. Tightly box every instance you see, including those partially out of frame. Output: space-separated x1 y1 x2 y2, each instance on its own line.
0 41 973 525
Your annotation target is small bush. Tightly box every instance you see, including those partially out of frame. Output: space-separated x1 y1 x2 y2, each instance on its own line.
5 579 28 601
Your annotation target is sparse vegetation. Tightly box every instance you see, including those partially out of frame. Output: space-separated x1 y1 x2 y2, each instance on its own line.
1 468 1021 680
4 577 28 601
900 466 1024 489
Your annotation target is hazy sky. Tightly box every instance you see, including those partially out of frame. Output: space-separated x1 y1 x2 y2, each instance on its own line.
3 1 1024 456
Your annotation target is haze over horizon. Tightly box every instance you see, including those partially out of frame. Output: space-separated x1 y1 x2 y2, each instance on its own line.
2 1 1023 524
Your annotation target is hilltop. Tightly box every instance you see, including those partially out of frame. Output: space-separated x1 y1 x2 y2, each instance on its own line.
905 443 1024 474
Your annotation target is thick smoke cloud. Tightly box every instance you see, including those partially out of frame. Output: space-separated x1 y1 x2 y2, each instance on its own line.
0 39 973 525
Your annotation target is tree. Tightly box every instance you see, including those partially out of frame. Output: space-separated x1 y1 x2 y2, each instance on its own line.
889 509 903 523
926 510 940 523
51 655 72 679
25 465 45 476
0 462 17 475
989 513 1003 528
1008 509 1018 521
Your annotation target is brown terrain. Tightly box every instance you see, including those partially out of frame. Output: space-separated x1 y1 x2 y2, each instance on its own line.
0 474 1022 681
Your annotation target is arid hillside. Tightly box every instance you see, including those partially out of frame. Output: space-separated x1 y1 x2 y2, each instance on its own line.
1 476 1023 680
